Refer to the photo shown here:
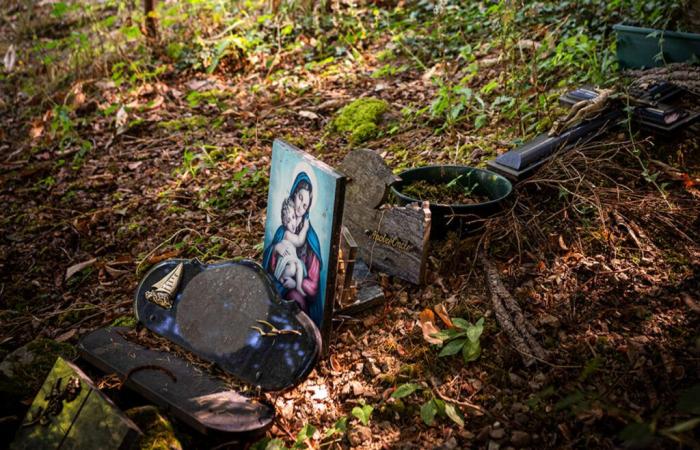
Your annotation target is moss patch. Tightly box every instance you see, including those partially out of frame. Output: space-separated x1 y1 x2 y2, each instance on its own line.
111 315 138 328
158 115 208 131
400 179 489 205
57 304 99 326
0 338 77 399
126 406 183 450
331 98 389 144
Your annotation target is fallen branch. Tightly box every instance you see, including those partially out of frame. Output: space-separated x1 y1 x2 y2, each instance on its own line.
428 378 495 420
482 256 548 366
628 63 700 96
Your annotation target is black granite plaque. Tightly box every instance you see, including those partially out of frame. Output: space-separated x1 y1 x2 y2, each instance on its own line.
79 327 275 435
134 259 321 391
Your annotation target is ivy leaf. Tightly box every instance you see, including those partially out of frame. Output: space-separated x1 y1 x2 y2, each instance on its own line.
444 403 464 427
467 317 484 342
433 398 446 415
120 26 141 40
352 405 373 426
474 113 489 129
420 400 438 426
480 79 499 95
324 417 347 438
619 422 655 448
439 338 466 357
266 439 287 450
462 339 481 362
250 438 286 450
451 318 470 330
392 383 421 399
432 328 466 342
293 424 316 448
51 2 68 18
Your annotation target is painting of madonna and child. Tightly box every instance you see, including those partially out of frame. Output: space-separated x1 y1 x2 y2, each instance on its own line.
262 139 346 345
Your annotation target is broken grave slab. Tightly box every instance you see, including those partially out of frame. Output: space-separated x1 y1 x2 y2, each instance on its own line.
79 327 275 435
11 357 141 450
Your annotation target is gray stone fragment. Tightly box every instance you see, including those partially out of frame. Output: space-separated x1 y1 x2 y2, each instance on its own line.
511 430 531 447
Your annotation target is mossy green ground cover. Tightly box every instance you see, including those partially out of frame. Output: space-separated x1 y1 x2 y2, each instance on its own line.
0 0 698 448
330 98 389 144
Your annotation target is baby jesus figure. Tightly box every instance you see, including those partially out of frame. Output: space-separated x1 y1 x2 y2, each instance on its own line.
273 198 310 302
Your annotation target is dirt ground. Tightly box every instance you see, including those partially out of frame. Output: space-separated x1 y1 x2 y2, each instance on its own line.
1 1 699 449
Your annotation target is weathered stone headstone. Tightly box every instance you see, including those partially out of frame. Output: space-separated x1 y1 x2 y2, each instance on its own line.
11 357 140 450
339 149 431 285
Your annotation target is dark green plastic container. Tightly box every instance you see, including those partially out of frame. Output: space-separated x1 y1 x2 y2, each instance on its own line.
614 23 700 69
390 166 512 238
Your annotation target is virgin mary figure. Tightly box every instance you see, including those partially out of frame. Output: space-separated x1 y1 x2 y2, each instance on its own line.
262 172 324 326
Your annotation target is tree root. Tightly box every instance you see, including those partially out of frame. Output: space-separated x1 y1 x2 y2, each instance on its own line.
483 256 548 367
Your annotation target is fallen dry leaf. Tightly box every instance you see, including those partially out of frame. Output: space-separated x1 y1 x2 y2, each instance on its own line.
29 120 44 140
559 235 568 251
115 106 128 133
433 303 454 328
55 328 77 342
127 161 144 171
65 258 97 281
3 45 16 72
298 110 319 120
104 264 129 278
146 250 181 265
418 308 442 345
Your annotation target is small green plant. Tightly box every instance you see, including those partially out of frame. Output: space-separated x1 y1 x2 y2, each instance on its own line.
351 403 373 426
445 174 478 198
619 384 700 448
252 417 349 450
391 383 464 427
429 78 489 131
38 176 56 189
431 317 484 363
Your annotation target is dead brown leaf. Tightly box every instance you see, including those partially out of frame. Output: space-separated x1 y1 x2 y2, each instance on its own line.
433 303 454 328
418 308 442 345
558 235 568 251
29 120 44 140
65 258 97 281
146 250 181 265
55 328 77 342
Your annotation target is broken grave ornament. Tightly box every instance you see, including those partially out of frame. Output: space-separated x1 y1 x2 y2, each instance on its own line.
12 357 141 450
338 149 431 285
135 259 321 391
144 261 183 309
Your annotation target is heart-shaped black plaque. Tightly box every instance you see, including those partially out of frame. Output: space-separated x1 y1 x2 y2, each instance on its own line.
135 259 321 391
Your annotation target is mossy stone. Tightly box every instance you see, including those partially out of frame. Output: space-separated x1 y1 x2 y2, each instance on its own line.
0 338 78 399
331 98 389 144
126 406 183 450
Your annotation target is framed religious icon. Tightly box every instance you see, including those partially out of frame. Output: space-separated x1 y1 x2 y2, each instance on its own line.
262 139 346 353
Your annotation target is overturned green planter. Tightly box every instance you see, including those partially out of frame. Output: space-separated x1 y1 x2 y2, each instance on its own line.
614 23 700 69
390 166 512 238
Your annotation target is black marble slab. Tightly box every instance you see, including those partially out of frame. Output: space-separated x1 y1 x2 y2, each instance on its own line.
78 327 275 435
